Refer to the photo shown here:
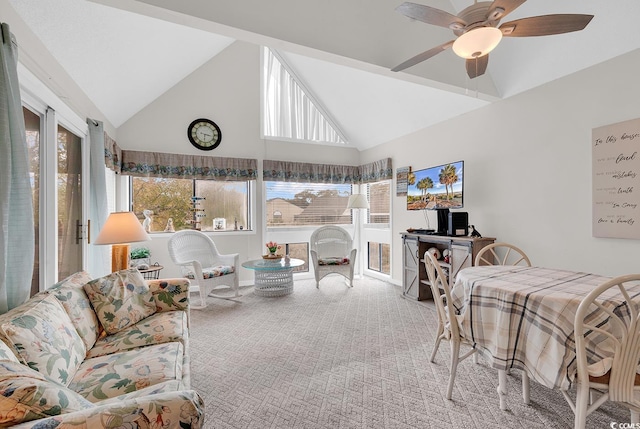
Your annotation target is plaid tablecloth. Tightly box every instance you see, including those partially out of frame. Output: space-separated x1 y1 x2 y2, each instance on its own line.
450 265 637 390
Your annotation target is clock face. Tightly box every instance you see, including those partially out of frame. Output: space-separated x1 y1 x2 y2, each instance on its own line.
187 118 222 151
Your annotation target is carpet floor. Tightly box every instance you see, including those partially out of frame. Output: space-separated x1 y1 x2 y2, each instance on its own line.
188 276 629 429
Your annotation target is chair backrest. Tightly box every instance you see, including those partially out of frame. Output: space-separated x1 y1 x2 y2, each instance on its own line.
310 226 353 258
575 274 640 405
474 242 532 267
424 250 461 340
168 230 220 268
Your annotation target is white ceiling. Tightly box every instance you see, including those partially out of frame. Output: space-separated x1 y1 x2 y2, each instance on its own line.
9 0 640 150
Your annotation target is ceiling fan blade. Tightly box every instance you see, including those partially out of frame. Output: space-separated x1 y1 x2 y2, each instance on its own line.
391 40 454 72
466 55 489 79
396 2 466 29
487 0 527 20
500 14 594 37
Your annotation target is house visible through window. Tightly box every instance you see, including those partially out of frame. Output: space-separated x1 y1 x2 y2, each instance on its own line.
265 181 352 227
131 177 251 232
366 180 391 224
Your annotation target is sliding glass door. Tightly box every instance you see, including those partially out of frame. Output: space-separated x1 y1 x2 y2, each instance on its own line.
57 125 83 280
22 100 88 293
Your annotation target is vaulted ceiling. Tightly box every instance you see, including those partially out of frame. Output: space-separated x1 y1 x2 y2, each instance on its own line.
9 0 640 150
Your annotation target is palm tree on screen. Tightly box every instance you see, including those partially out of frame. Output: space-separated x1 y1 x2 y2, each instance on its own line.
439 164 458 200
417 177 434 202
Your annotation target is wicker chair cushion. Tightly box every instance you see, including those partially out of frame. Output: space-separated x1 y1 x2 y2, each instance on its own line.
318 257 350 266
184 265 235 279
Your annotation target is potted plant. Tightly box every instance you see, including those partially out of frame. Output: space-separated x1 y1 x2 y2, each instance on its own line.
130 247 151 269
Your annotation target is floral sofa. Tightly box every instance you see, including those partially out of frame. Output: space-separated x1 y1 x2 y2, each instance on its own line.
0 269 204 428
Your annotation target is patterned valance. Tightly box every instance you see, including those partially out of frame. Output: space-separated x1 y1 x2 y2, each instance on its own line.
121 150 257 181
104 132 121 173
359 158 393 184
263 160 359 184
263 158 392 184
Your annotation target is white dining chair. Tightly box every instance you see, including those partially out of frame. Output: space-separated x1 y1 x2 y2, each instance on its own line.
424 250 478 400
562 274 640 429
474 242 532 267
167 230 240 309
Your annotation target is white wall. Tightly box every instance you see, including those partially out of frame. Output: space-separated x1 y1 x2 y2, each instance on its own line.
118 41 361 282
362 48 640 279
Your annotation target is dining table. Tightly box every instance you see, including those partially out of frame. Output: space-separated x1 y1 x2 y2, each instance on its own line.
450 265 640 410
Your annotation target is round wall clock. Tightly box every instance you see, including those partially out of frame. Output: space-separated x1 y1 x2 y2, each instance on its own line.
187 118 222 151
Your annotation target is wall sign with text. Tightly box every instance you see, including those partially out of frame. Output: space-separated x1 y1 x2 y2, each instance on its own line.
592 117 640 239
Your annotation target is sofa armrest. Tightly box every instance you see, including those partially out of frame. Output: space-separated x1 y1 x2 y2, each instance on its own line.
147 278 191 313
12 390 204 428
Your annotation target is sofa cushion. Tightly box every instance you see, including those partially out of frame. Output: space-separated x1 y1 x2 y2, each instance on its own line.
0 294 86 386
70 342 184 402
48 271 102 350
83 269 156 335
0 360 94 427
86 311 188 359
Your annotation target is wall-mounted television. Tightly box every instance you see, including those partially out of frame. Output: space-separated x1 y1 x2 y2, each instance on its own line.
407 160 464 233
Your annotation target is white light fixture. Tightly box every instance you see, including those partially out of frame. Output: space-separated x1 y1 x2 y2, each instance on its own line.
452 27 503 59
94 211 150 272
347 194 369 278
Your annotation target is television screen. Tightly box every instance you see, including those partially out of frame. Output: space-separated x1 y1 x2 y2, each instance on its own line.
407 160 464 211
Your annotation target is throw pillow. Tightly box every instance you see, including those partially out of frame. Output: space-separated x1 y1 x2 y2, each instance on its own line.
83 269 156 335
48 271 102 350
0 360 94 427
0 294 86 386
0 340 18 363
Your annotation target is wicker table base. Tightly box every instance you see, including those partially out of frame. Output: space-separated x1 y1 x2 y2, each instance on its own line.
253 269 294 297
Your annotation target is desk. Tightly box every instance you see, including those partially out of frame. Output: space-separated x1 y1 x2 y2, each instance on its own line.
242 258 304 297
450 266 638 409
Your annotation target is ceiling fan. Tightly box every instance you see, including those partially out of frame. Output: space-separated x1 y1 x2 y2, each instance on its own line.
392 0 594 79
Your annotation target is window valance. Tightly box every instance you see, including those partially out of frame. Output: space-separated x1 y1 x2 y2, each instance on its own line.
359 158 393 184
104 132 121 174
263 158 392 184
121 150 257 181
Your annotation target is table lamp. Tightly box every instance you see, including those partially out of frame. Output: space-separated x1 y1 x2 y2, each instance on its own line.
347 194 369 277
94 211 150 272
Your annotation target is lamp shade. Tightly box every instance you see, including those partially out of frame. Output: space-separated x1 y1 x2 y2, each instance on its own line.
347 194 369 210
452 27 503 59
94 211 150 245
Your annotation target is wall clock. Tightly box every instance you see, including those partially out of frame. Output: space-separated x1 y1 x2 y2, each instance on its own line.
187 118 222 151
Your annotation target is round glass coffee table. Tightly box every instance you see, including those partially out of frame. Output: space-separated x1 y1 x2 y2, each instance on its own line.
241 258 305 297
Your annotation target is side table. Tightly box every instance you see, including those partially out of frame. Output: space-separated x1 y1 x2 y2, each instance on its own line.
138 263 163 280
241 258 304 297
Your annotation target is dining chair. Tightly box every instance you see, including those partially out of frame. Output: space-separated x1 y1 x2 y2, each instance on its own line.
167 230 240 309
474 242 532 267
562 274 640 429
424 250 478 400
309 225 357 288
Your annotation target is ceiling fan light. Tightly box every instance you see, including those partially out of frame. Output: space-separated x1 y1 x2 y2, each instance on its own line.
452 27 503 59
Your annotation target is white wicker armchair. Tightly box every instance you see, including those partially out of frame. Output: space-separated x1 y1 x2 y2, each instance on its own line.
167 230 240 309
309 225 357 288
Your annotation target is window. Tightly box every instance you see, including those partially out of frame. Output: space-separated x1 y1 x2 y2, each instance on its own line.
131 177 251 232
263 47 347 145
265 181 352 227
368 242 390 274
366 180 391 224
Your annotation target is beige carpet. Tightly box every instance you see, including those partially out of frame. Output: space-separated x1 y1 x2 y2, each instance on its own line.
188 276 629 428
